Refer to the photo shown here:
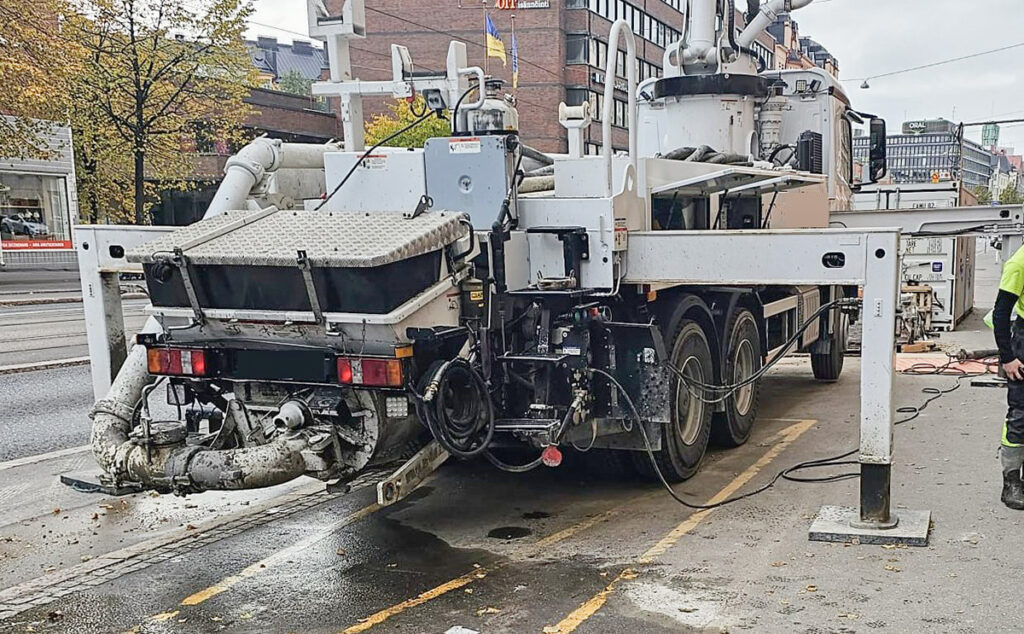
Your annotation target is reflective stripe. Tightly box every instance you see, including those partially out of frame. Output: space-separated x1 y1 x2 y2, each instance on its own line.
1003 421 1024 448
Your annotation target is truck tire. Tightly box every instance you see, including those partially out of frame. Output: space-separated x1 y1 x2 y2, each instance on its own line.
811 311 848 382
711 309 761 447
634 320 713 482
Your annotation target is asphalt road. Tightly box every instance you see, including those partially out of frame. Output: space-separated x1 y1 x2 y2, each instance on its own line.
0 243 1014 633
0 358 1019 634
0 271 80 296
0 366 94 462
0 300 149 367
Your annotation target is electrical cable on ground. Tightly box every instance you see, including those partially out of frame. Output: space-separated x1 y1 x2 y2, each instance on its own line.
593 326 999 510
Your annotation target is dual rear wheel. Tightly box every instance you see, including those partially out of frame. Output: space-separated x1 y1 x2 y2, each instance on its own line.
633 309 762 482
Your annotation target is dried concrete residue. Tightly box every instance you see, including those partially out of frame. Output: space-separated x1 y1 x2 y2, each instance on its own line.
621 576 744 632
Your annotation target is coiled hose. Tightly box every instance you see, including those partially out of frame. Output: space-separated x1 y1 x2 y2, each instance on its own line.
419 359 495 459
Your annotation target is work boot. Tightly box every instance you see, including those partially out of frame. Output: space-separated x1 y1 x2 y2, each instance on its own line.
1002 469 1024 510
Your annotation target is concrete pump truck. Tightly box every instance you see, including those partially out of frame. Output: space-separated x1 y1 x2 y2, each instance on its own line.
76 0 906 532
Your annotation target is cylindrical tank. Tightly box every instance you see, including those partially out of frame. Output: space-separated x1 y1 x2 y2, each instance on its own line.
638 74 772 159
464 78 519 136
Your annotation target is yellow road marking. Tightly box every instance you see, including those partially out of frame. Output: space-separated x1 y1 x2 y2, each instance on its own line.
549 419 817 634
148 610 180 623
341 503 636 633
344 419 815 630
179 503 381 607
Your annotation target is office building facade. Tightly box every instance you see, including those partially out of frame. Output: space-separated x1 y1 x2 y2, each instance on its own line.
332 1 833 154
854 118 995 191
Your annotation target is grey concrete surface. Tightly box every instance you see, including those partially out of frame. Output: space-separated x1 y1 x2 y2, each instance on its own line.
0 300 148 367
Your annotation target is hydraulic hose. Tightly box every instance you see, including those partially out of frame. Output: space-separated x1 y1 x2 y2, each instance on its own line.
419 359 496 459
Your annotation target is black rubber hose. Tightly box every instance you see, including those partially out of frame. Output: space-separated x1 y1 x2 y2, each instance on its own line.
421 360 496 459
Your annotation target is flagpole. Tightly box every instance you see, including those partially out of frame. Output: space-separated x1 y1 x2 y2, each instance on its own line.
482 0 489 75
511 11 517 94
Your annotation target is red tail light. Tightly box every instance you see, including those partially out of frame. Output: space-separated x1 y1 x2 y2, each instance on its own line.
147 348 208 377
336 357 403 387
337 358 354 384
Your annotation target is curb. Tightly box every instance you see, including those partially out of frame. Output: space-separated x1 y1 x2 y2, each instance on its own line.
0 292 148 308
0 296 82 307
0 357 90 375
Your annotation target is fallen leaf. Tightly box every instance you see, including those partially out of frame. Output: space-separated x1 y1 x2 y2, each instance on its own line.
805 585 818 592
885 565 901 573
186 524 197 531
336 548 346 556
52 508 61 515
476 606 500 616
679 607 697 613
771 561 787 567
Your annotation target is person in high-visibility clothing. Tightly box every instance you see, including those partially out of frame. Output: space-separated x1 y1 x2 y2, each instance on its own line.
993 244 1024 509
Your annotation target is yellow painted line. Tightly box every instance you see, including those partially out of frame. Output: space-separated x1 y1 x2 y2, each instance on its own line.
341 503 636 633
179 503 381 607
149 610 180 623
549 419 817 634
343 571 481 633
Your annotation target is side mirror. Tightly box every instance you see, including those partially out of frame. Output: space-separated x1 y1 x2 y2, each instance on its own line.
869 118 887 183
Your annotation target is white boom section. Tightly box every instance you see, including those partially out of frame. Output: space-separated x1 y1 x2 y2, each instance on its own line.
624 228 900 470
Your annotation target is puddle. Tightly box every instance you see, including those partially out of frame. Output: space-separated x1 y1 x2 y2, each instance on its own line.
522 511 551 520
487 526 533 540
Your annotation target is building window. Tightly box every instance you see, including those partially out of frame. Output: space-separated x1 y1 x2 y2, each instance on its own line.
0 173 72 245
585 0 680 48
566 33 589 64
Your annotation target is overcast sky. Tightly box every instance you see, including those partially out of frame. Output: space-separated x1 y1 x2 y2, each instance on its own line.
248 0 1024 150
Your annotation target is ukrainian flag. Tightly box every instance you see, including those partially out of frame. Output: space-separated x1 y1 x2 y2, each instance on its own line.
486 14 507 67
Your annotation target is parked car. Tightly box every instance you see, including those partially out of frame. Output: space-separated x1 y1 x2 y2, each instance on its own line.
1 214 48 237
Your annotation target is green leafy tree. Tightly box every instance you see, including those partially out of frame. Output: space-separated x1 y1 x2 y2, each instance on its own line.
973 184 992 204
365 97 451 148
277 69 313 97
1000 185 1024 205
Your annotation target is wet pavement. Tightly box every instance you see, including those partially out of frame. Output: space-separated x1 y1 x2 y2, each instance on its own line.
0 300 148 368
0 352 1019 633
0 243 1019 633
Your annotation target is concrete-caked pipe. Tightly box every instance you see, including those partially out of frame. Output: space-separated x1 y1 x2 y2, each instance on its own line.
90 346 311 494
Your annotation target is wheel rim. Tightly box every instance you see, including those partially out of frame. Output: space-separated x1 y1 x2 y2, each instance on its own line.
732 338 755 416
675 354 706 446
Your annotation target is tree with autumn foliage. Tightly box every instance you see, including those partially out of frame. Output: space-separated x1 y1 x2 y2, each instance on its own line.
68 0 257 224
365 97 452 149
1 0 257 224
0 0 83 159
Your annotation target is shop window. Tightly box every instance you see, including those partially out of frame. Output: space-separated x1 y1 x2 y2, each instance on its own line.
0 173 72 246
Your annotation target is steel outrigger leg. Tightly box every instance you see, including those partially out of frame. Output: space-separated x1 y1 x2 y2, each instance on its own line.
809 232 932 546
